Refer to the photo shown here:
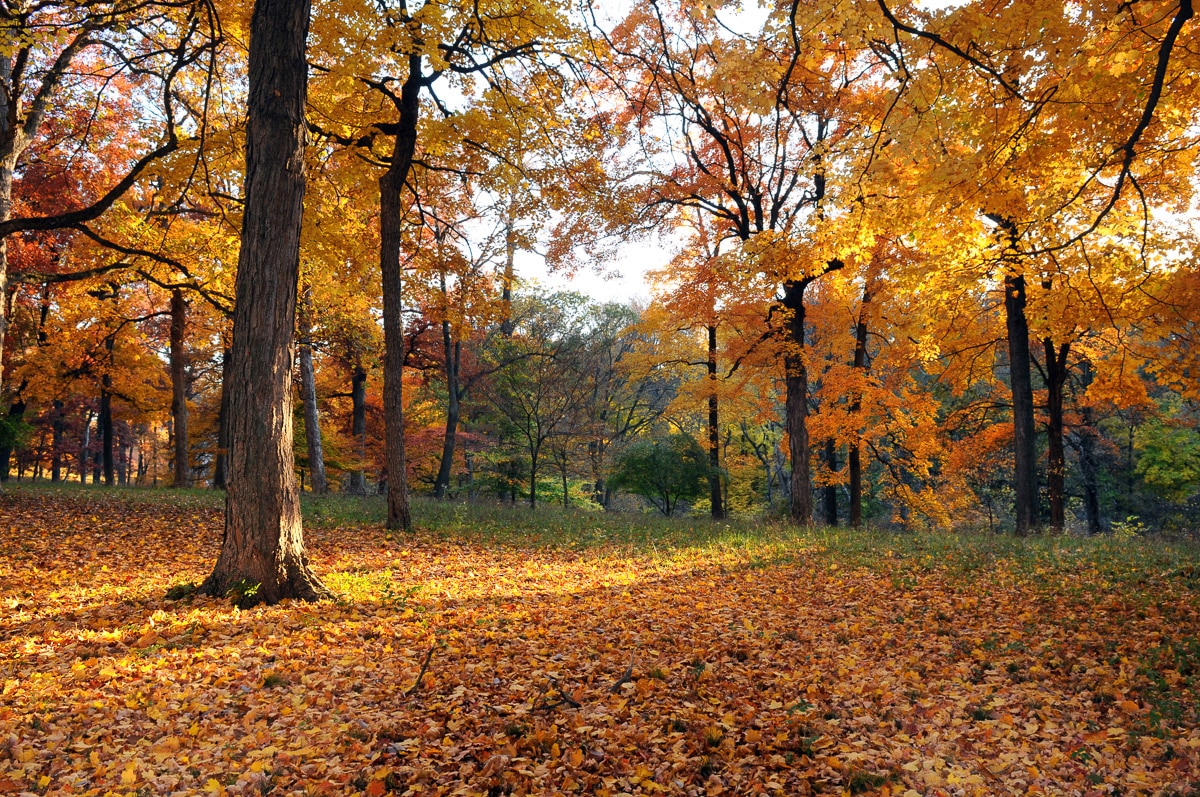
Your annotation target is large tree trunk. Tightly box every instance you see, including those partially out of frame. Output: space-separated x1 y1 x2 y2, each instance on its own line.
707 324 725 519
849 287 870 527
1004 272 1039 535
170 288 192 488
347 364 368 494
433 321 460 500
500 213 516 337
212 347 231 489
202 0 327 605
1043 337 1069 532
782 279 813 524
298 288 327 494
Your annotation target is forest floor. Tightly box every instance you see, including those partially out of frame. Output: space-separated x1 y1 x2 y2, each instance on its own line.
1 486 1199 796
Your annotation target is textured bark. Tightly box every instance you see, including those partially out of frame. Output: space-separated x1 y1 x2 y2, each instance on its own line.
346 365 367 494
212 347 231 489
782 279 813 524
707 324 725 520
1043 337 1069 532
433 320 460 500
298 289 327 494
202 0 327 605
1004 272 1038 535
170 289 192 488
500 213 516 337
849 288 870 528
376 61 421 532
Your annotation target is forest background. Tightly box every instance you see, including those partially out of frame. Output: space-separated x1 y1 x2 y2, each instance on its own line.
0 0 1197 540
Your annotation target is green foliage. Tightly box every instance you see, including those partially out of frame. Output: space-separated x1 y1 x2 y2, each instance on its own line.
0 415 32 450
1136 419 1200 503
609 433 713 516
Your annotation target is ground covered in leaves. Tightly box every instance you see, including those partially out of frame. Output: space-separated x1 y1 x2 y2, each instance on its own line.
2 488 1200 796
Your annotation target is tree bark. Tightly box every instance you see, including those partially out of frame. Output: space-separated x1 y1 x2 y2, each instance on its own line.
100 376 114 486
782 279 813 524
347 364 367 494
823 438 838 526
433 320 460 500
849 287 870 527
170 288 192 488
500 212 516 337
707 324 725 519
376 61 421 532
0 397 24 481
202 0 327 605
1043 337 1069 532
298 288 327 494
1004 272 1038 535
1077 406 1102 534
51 400 64 482
212 347 231 489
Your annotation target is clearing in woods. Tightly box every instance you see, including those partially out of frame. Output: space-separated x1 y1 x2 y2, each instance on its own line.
1 486 1199 795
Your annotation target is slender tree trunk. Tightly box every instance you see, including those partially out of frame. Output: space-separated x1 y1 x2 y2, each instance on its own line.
528 452 538 509
51 400 64 482
849 288 870 527
1043 337 1069 532
823 438 838 526
100 378 114 486
433 321 459 500
1077 406 1102 534
80 410 93 484
347 364 367 494
298 288 327 494
202 0 327 605
212 347 231 489
377 62 422 531
782 279 813 524
561 459 569 508
170 289 192 488
1004 272 1038 535
500 213 516 337
707 324 725 519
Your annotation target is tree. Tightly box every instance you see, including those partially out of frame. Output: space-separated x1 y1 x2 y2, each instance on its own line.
201 0 327 605
610 432 711 516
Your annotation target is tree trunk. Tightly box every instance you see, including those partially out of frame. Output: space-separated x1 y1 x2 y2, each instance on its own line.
212 347 231 489
347 364 367 494
1077 406 1102 534
1043 337 1069 532
782 279 813 524
170 288 192 488
298 288 327 494
707 324 725 519
376 62 422 532
849 288 870 527
823 438 838 526
433 321 460 500
529 453 538 509
561 460 569 508
100 377 114 486
0 397 24 481
500 213 516 337
80 410 92 484
202 0 327 605
51 400 64 482
1004 272 1038 535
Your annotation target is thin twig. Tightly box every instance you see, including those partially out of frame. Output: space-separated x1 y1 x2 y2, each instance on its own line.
609 655 636 693
403 645 435 697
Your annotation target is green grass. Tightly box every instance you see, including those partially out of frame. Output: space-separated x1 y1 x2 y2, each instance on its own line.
6 480 1199 592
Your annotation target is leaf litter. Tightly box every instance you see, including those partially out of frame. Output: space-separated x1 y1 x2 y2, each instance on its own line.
1 492 1199 796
